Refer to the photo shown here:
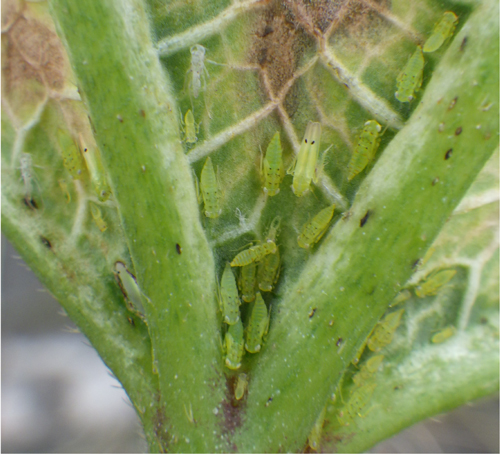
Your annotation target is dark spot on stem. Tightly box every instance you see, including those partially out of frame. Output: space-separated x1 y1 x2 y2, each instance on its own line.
40 236 52 249
127 316 135 327
432 177 439 186
140 109 146 118
445 148 453 160
455 126 462 136
448 97 458 110
460 37 468 52
336 337 343 347
308 308 317 319
265 397 273 407
360 210 371 227
88 115 96 133
412 258 421 269
23 197 38 210
176 243 182 255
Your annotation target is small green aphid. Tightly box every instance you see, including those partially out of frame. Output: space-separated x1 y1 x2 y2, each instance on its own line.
234 373 248 400
257 216 281 291
396 46 424 103
181 109 199 144
200 157 221 218
257 247 280 292
287 122 322 197
90 203 107 232
338 382 377 426
239 262 257 303
389 289 412 307
352 355 384 388
56 129 85 179
307 406 326 451
58 179 71 203
261 132 284 196
224 318 245 370
421 246 436 267
423 11 459 53
297 204 336 249
432 326 456 344
230 240 277 267
352 338 368 366
347 120 382 181
367 309 404 352
245 292 270 353
114 261 147 320
415 269 456 298
79 134 111 201
218 263 241 325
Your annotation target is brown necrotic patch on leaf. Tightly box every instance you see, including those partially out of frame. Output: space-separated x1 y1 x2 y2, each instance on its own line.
9 15 51 67
1 0 23 33
8 12 67 92
220 374 244 441
327 0 391 43
292 0 341 34
2 33 47 125
249 0 305 97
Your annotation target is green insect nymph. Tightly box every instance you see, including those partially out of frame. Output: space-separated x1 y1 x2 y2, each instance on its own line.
230 240 277 267
297 204 335 249
218 263 241 325
181 109 199 144
90 203 107 232
415 269 456 298
432 326 456 344
367 309 404 352
239 262 257 303
200 157 222 218
347 120 382 181
57 129 85 180
79 134 111 201
423 11 458 53
114 261 147 321
234 373 248 400
245 292 270 353
396 46 424 103
224 318 245 370
287 122 322 197
261 131 284 196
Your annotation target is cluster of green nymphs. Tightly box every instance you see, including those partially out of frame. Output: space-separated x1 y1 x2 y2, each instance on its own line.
396 11 458 103
306 261 458 451
19 126 112 235
218 217 281 371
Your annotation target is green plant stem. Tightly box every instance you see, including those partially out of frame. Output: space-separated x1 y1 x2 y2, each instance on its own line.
49 0 225 451
1 205 160 448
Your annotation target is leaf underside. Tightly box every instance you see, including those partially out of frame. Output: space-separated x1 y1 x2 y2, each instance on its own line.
2 0 498 452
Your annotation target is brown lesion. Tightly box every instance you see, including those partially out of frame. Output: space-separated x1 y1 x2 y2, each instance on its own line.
1 0 23 33
250 0 306 97
2 0 71 124
246 0 392 141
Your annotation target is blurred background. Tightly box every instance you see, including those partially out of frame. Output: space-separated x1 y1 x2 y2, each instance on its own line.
2 234 499 453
